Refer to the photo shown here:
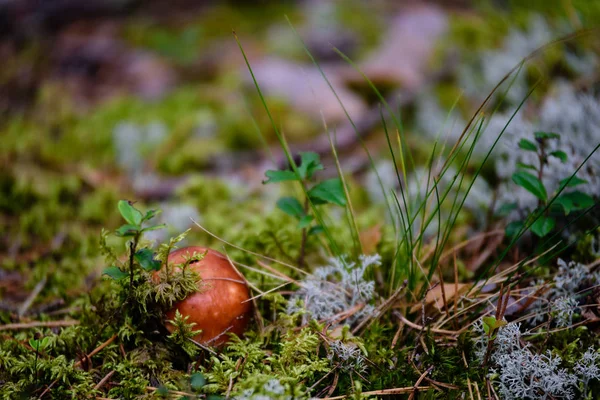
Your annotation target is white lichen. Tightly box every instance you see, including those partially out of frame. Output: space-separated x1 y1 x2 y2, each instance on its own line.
472 319 599 399
287 255 380 327
550 296 579 328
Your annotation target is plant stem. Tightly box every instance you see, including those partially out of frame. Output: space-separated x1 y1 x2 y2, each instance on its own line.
537 141 547 210
33 343 39 390
298 197 309 268
128 234 139 296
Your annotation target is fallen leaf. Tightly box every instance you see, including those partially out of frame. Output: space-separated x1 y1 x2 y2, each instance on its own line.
359 223 382 255
410 283 469 313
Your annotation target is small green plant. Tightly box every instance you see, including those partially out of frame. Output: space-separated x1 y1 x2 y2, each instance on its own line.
503 132 594 238
100 200 201 347
481 315 507 340
103 200 165 290
263 152 347 265
28 336 50 390
166 310 203 357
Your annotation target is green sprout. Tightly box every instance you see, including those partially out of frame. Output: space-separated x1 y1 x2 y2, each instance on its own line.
263 152 346 266
504 132 594 238
103 200 165 292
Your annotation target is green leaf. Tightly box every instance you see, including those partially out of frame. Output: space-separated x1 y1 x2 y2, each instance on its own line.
308 225 324 236
276 197 305 218
518 139 538 152
559 176 588 188
103 266 128 280
516 162 537 170
141 224 166 233
482 316 495 335
556 191 595 213
549 150 567 163
263 170 298 184
482 316 506 338
496 202 517 217
530 216 555 237
534 131 560 140
143 209 161 222
190 372 206 391
135 248 161 271
512 171 547 202
554 195 574 215
505 220 524 238
297 152 324 180
308 178 347 206
155 386 169 396
29 337 50 351
298 214 313 229
118 200 143 225
115 224 140 237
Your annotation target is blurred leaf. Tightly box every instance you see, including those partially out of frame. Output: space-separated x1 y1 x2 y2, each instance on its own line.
103 266 128 280
531 216 555 237
359 224 382 255
555 191 595 214
29 337 50 351
534 131 560 140
263 170 298 184
298 214 313 229
143 209 162 222
115 224 140 237
308 225 324 236
135 248 161 271
505 220 524 238
554 195 574 215
298 152 324 180
308 178 347 206
496 202 518 217
118 200 143 225
512 171 547 202
516 162 537 170
190 372 206 391
276 197 305 218
559 176 588 188
141 224 166 233
518 139 538 152
549 150 567 163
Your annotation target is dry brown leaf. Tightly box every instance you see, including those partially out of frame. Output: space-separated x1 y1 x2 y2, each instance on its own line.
359 223 382 255
410 283 469 313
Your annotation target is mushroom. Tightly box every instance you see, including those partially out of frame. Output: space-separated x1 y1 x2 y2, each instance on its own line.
162 246 252 347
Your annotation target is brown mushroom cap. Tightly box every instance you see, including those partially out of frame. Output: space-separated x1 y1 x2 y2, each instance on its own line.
163 246 252 347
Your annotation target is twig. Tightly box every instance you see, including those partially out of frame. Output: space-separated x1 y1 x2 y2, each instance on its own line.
146 386 197 398
93 370 115 391
352 279 407 334
325 371 339 398
0 320 78 331
326 386 430 399
18 276 47 318
393 311 464 335
391 320 404 350
188 338 217 356
408 365 434 400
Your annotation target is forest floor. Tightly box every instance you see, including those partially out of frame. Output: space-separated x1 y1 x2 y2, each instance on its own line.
1 1 600 399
